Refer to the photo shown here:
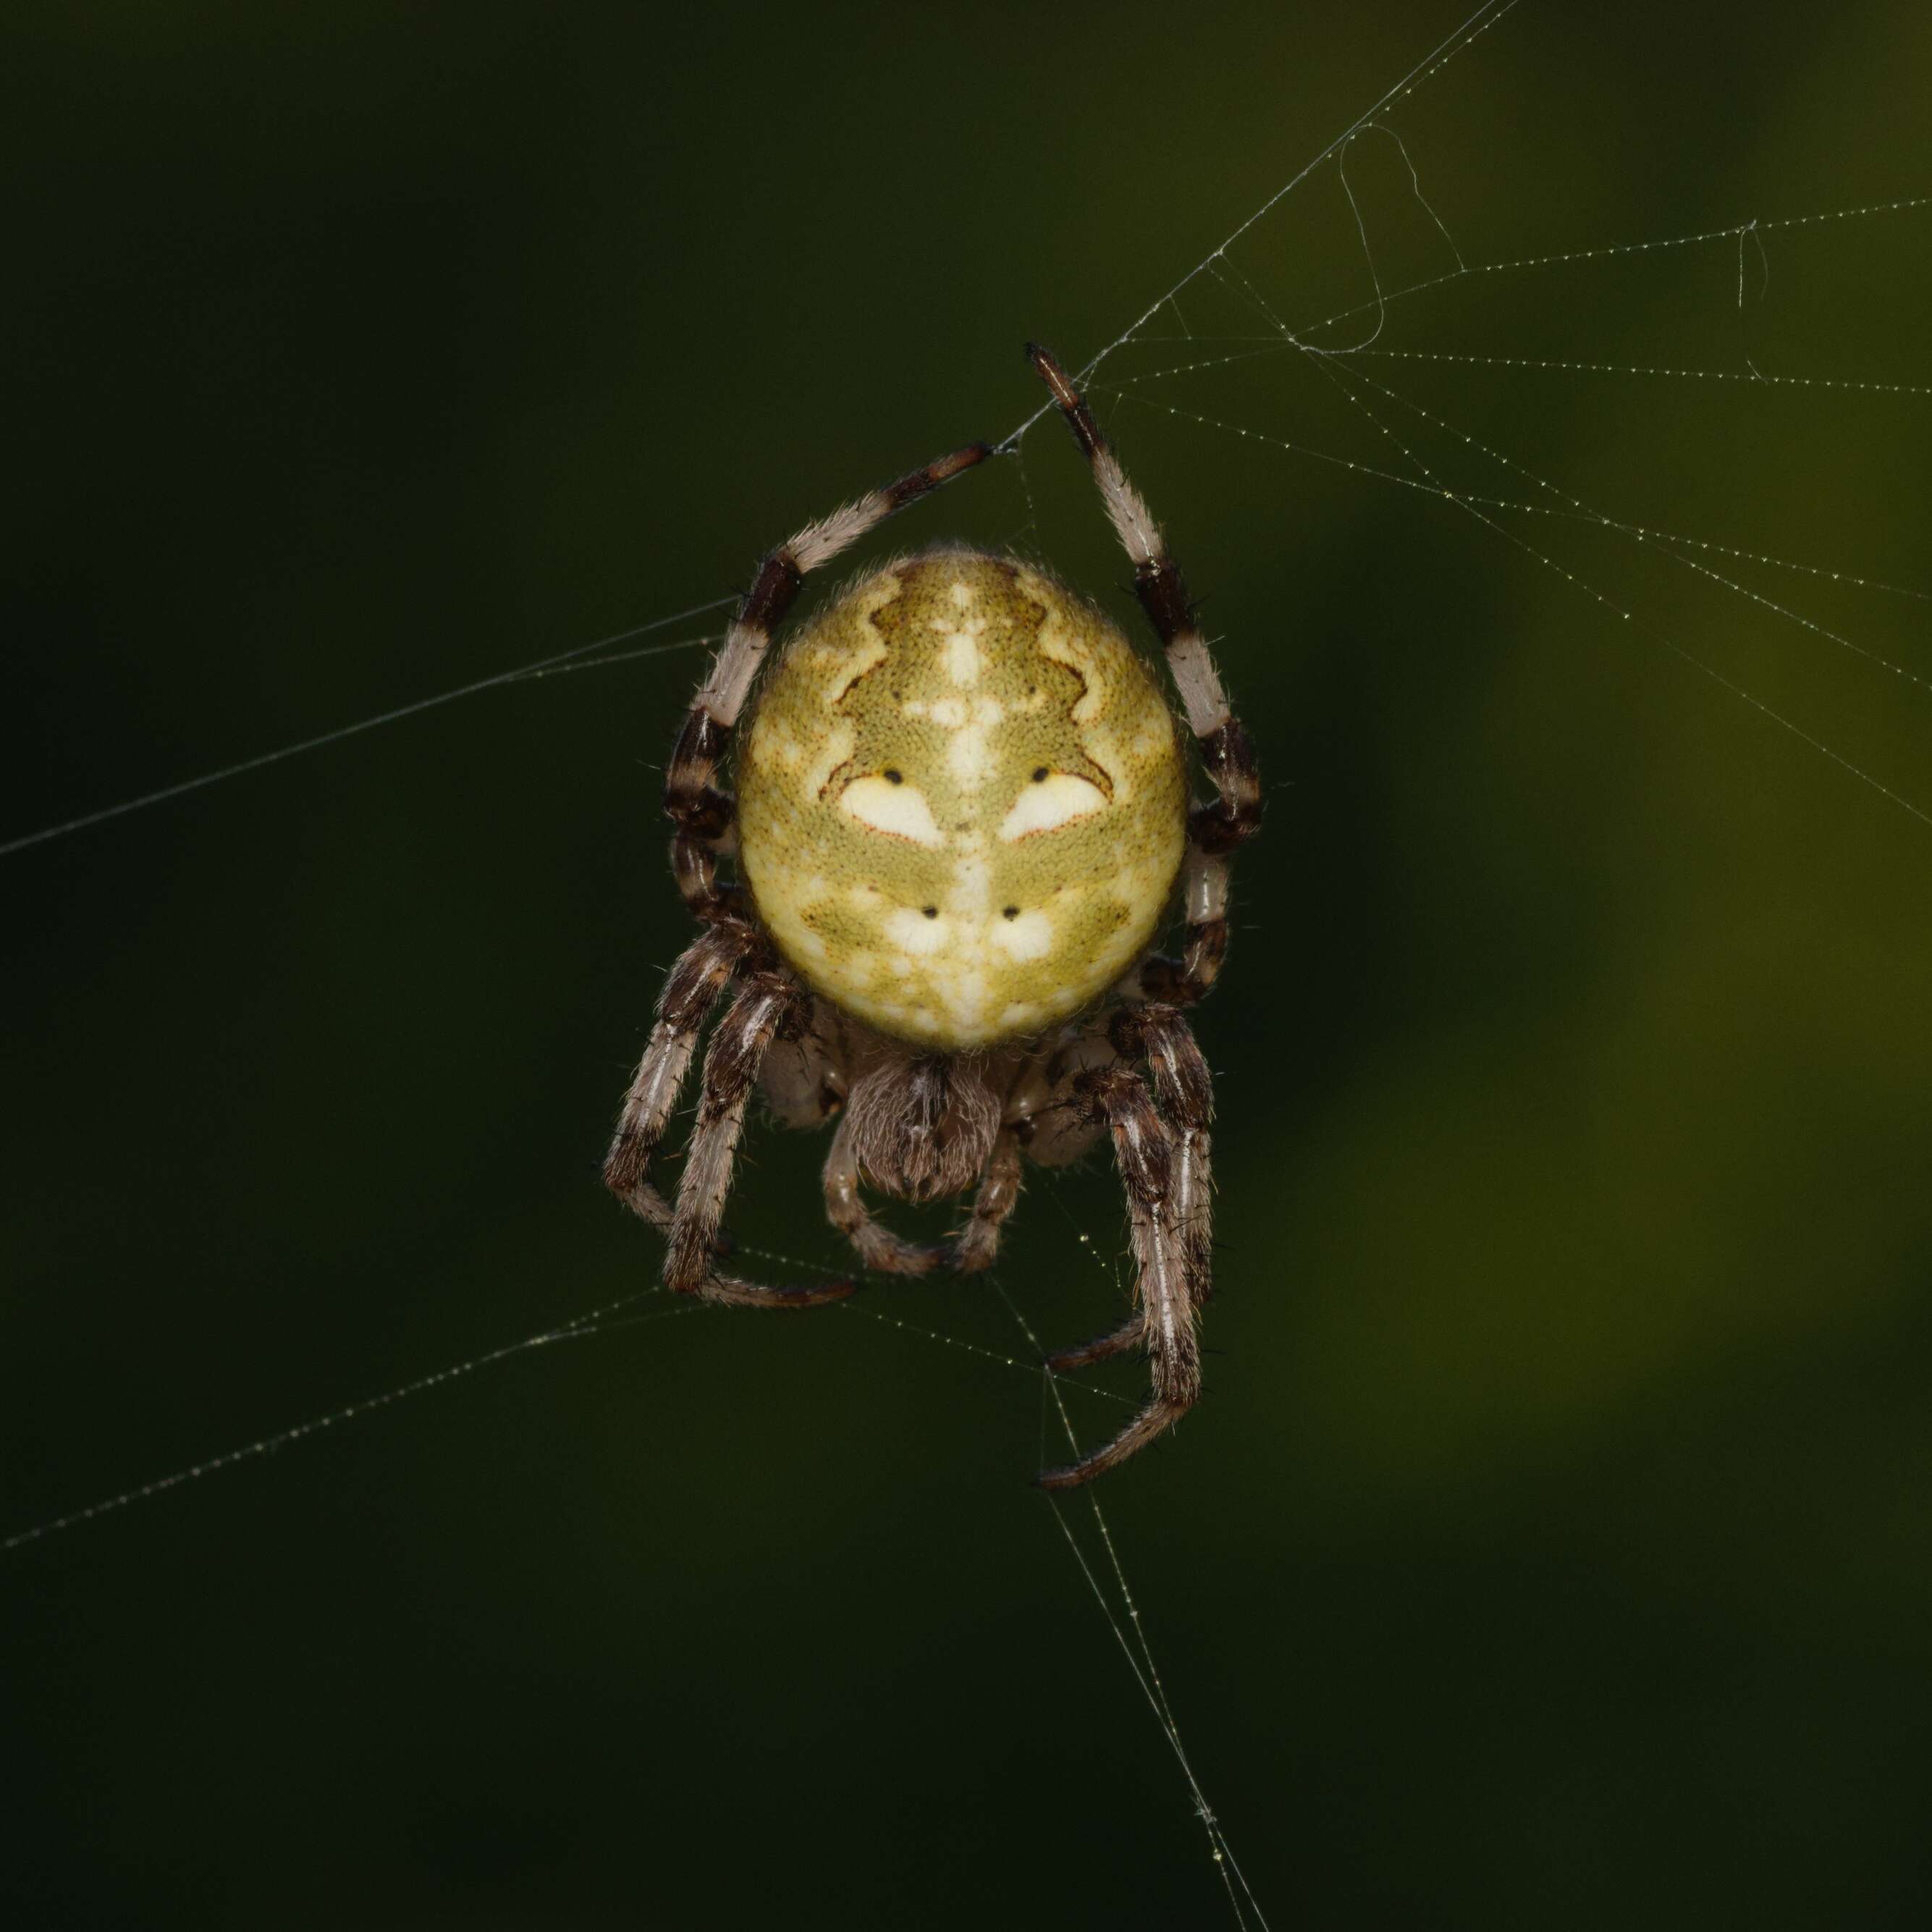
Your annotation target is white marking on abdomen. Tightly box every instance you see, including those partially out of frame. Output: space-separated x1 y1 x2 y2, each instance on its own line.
840 775 945 845
992 909 1054 961
999 773 1108 840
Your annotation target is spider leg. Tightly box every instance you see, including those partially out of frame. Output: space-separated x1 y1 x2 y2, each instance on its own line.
950 1126 1024 1274
1038 1062 1202 1490
602 921 759 1229
1134 820 1240 1009
1045 1311 1145 1370
1113 1002 1215 1296
1027 341 1260 1008
1042 1003 1214 1389
664 439 992 922
823 1114 945 1275
665 972 855 1309
1017 343 1250 1482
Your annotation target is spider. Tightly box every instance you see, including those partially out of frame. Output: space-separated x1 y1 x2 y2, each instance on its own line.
602 345 1261 1486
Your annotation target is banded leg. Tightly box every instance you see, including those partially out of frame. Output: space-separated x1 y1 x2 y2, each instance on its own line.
1044 1003 1215 1385
602 921 759 1228
1136 839 1232 1009
951 1126 1024 1274
1113 1003 1215 1295
665 439 992 921
1039 1063 1201 1490
665 973 855 1309
1027 342 1260 1005
824 1114 945 1275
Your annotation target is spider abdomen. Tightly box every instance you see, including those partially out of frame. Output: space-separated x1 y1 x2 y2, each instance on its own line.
737 549 1188 1048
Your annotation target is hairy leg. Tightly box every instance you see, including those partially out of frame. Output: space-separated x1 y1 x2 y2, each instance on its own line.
951 1127 1024 1274
1039 1062 1202 1489
823 1113 945 1275
1114 1003 1215 1294
1029 341 1259 1011
1045 1310 1146 1371
664 973 854 1309
602 921 759 1229
663 442 990 922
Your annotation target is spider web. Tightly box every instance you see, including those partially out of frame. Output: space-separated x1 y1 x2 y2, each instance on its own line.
4 3 1930 1922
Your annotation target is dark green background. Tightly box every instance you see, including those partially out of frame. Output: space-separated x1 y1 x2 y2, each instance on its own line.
4 4 1930 1925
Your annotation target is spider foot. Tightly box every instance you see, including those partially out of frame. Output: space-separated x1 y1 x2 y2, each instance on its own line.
1045 1313 1146 1372
849 1226 946 1277
609 1179 738 1262
607 1173 675 1232
691 1269 856 1310
1036 1398 1186 1490
946 1227 1000 1275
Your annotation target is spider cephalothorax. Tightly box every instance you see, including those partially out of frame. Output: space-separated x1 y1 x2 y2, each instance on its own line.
603 345 1261 1486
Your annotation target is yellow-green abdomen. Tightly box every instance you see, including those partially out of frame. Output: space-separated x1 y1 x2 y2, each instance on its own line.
736 549 1187 1049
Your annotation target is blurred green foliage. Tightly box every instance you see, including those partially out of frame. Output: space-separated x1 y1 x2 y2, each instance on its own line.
3 3 1929 1925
